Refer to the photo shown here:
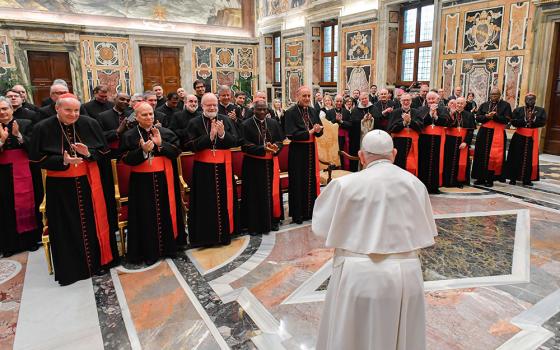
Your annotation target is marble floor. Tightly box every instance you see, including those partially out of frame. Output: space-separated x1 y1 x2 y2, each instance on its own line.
1 155 560 350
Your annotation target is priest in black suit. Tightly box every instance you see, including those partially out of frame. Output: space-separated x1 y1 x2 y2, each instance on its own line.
169 94 200 149
388 93 423 175
6 90 39 124
83 85 114 120
372 88 397 131
96 92 131 158
326 94 352 170
38 83 87 120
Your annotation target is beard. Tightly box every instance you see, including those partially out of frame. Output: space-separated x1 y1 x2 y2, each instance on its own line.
204 111 217 119
187 106 198 113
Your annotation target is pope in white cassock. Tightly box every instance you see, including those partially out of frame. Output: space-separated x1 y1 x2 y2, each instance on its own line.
312 130 438 350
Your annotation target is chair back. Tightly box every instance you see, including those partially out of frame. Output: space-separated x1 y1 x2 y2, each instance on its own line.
278 140 290 172
111 159 131 199
231 147 244 181
178 152 195 189
317 116 341 168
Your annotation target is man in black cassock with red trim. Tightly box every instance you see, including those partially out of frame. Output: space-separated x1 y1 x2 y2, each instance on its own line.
30 94 118 286
284 86 323 224
240 100 285 235
326 94 352 170
505 93 547 186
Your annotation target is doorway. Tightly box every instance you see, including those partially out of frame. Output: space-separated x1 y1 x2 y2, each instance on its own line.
544 23 560 155
27 51 73 106
140 47 181 95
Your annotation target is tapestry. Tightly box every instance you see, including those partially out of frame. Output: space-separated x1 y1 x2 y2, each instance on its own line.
463 7 503 52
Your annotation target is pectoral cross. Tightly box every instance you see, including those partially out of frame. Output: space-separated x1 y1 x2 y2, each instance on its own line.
148 152 153 166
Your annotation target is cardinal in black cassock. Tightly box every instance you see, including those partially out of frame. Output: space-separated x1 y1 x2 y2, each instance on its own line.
30 94 118 286
120 102 184 264
350 93 375 171
186 93 239 247
472 88 512 187
416 92 450 194
442 98 476 188
240 100 285 235
387 94 423 176
372 89 397 131
325 95 352 170
284 87 323 224
505 93 547 186
0 101 41 257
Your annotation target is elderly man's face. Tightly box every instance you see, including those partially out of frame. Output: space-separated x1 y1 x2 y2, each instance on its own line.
427 93 439 106
525 95 536 107
135 105 154 129
335 97 343 109
420 85 429 97
145 95 157 109
254 102 268 120
315 93 323 102
12 86 27 100
454 87 462 97
51 85 69 102
297 88 311 106
56 99 81 125
6 91 22 108
186 96 198 112
456 98 466 111
202 96 218 118
401 96 412 109
219 90 231 105
0 100 13 124
360 94 369 106
115 94 130 110
177 88 186 98
352 90 360 98
379 90 389 102
490 90 501 102
131 97 144 108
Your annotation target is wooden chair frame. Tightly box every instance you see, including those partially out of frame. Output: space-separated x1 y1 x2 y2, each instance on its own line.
111 159 128 256
39 169 53 275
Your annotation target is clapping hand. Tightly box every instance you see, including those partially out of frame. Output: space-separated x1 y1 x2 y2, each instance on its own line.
335 112 342 122
64 150 83 165
383 107 393 115
403 112 411 124
0 127 9 144
215 120 225 138
459 142 467 150
313 124 323 133
117 118 128 134
150 127 162 147
11 120 20 138
228 110 237 122
265 142 279 153
140 138 154 153
71 143 90 157
487 111 496 119
209 119 218 141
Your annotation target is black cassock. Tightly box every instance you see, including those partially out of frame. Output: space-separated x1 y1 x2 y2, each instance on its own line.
97 108 127 158
240 117 284 233
387 108 423 172
284 105 323 222
219 103 244 136
30 115 119 286
442 110 476 187
472 100 512 183
169 109 200 150
0 119 41 256
417 106 450 193
156 104 179 123
372 99 397 131
83 99 114 120
350 104 375 171
505 106 547 183
186 115 239 247
120 126 183 263
325 108 352 170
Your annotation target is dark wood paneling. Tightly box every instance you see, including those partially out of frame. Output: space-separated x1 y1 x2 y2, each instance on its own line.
140 47 181 95
544 24 560 155
27 51 73 106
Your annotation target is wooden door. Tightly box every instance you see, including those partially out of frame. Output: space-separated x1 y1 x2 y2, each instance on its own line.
27 51 73 106
140 47 181 95
544 24 560 155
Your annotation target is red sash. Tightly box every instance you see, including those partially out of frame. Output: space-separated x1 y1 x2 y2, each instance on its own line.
194 149 234 234
338 128 350 170
445 127 469 182
422 125 446 186
0 149 37 233
292 135 321 196
515 127 540 180
391 128 419 176
47 162 113 265
108 139 119 150
245 153 282 218
130 157 178 239
482 121 507 176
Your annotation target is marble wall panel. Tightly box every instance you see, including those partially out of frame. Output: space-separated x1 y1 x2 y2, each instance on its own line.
346 65 371 93
80 35 134 100
345 29 372 61
217 70 236 86
461 58 499 107
442 59 456 97
285 69 303 105
312 39 321 85
341 22 376 93
443 13 460 54
507 2 530 50
285 40 303 68
503 56 524 107
0 254 27 350
0 31 15 68
386 27 398 85
216 47 236 68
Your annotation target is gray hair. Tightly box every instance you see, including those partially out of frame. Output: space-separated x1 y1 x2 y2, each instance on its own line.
143 90 156 99
217 85 231 95
0 96 13 110
53 79 68 87
131 93 144 100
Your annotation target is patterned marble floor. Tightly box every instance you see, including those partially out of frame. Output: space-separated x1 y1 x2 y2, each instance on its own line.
1 155 560 350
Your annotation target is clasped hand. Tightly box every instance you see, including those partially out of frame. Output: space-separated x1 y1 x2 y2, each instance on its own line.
210 120 225 141
265 142 279 153
309 123 323 134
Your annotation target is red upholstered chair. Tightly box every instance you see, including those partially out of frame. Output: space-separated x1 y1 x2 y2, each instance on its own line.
111 159 131 256
40 169 53 275
231 147 244 198
278 140 290 193
177 152 195 217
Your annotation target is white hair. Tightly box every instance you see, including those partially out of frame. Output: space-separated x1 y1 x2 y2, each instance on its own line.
0 96 13 110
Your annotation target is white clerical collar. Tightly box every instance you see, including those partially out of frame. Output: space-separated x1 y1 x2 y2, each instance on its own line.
365 159 391 169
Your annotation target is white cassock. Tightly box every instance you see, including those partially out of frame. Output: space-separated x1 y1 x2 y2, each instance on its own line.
312 159 438 350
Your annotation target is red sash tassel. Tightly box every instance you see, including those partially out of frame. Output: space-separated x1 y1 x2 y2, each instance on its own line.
482 121 507 176
391 128 419 176
130 157 178 239
515 127 540 180
245 153 282 218
47 162 113 265
0 149 37 233
422 125 446 186
194 149 235 234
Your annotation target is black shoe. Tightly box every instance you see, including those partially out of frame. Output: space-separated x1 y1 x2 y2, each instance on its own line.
146 259 158 266
509 180 516 185
498 178 506 183
457 184 464 189
474 180 485 185
292 218 303 224
94 269 108 277
429 189 441 194
249 232 260 236
523 181 534 186
271 223 280 231
486 181 494 187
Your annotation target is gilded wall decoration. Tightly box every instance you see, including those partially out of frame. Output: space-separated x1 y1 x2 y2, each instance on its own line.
444 13 460 54
346 66 371 93
216 48 235 68
463 7 503 52
345 30 372 61
80 35 134 100
507 2 529 50
285 40 303 67
386 28 398 85
461 58 499 108
259 0 308 17
0 31 14 68
285 69 303 105
312 39 321 85
442 60 456 97
265 46 273 84
503 56 523 107
192 42 258 94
